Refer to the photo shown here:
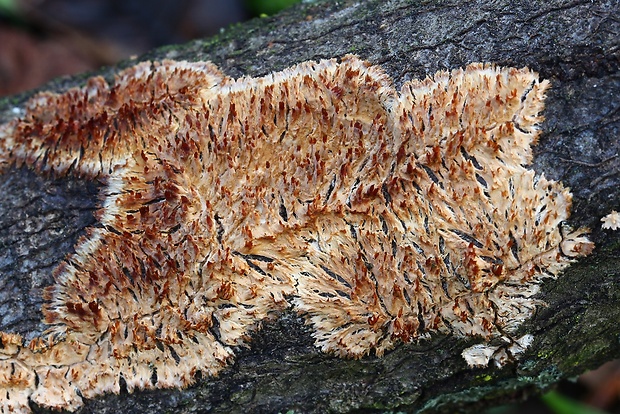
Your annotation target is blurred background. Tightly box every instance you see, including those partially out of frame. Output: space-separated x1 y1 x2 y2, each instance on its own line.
0 0 300 95
0 1 618 413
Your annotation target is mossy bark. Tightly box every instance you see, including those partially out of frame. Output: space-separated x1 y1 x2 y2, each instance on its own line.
0 0 618 413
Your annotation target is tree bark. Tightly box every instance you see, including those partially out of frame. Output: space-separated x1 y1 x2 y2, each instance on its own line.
0 0 618 412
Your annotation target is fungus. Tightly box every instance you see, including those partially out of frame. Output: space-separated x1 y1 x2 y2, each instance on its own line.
601 210 620 230
462 334 534 367
0 55 593 412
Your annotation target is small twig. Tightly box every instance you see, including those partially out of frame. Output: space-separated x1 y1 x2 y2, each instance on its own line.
559 153 618 168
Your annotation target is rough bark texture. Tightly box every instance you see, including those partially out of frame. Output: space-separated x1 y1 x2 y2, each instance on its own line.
0 0 618 412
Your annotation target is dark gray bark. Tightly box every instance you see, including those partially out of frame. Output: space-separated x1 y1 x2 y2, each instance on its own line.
0 0 618 412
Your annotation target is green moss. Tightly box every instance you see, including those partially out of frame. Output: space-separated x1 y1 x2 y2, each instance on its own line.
560 338 611 370
537 350 552 359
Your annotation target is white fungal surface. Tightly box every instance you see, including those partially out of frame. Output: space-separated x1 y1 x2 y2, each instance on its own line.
602 211 620 230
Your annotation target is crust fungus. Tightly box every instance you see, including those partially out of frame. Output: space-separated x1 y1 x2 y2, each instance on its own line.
0 55 593 412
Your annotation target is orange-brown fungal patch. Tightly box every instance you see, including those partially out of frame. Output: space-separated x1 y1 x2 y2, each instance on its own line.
0 56 592 412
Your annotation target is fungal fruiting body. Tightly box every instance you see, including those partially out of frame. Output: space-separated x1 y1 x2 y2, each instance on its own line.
602 211 620 230
0 55 593 412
